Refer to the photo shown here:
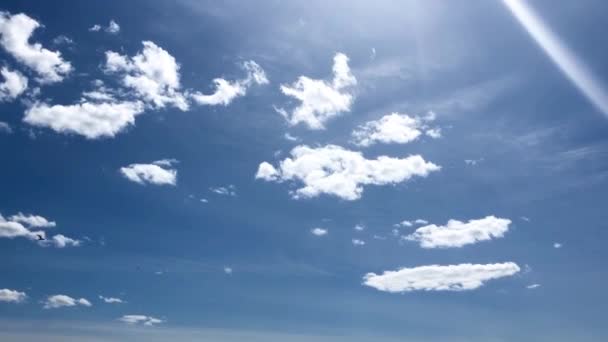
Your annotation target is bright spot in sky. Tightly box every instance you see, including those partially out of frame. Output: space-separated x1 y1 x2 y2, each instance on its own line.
503 0 608 116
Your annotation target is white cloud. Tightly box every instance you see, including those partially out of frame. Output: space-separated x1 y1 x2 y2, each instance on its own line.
414 219 428 225
0 12 72 83
9 212 56 228
44 234 81 248
99 295 124 304
190 60 268 106
284 133 299 142
0 289 27 303
553 242 562 249
520 216 531 222
89 20 120 34
210 185 236 196
311 227 327 236
351 112 440 147
106 20 120 34
395 220 413 228
352 239 366 246
0 121 11 134
363 262 520 293
0 67 28 101
43 294 91 309
1 212 46 241
256 145 440 200
120 159 178 186
465 158 484 166
404 215 511 248
223 267 233 274
527 284 541 289
200 198 209 203
105 41 189 111
24 100 145 139
52 35 73 45
354 224 365 231
278 53 356 129
119 315 164 326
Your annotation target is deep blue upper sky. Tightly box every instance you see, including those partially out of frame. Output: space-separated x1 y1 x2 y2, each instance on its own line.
1 0 607 341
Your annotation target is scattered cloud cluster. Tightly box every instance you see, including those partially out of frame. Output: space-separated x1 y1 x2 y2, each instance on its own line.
256 145 440 200
89 20 120 34
277 53 356 129
0 289 27 303
210 185 237 196
0 12 72 83
0 212 79 247
363 262 521 293
119 315 164 326
352 239 366 246
403 216 511 248
351 112 440 147
43 294 91 309
120 159 178 186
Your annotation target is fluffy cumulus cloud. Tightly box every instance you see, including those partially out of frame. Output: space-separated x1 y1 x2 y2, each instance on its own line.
352 112 440 147
9 212 56 228
99 295 124 304
311 227 327 236
0 67 28 101
255 145 440 200
191 60 268 106
43 294 92 309
120 159 178 186
24 100 145 139
1 212 79 247
363 262 520 293
403 216 511 248
119 315 164 326
0 12 72 83
89 20 120 34
105 41 189 110
0 288 27 303
278 53 356 129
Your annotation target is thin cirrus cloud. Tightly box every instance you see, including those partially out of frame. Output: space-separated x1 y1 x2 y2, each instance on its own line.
277 53 356 130
403 215 511 248
0 11 72 83
255 144 440 200
99 295 124 304
120 159 178 186
43 294 92 309
190 60 269 106
0 288 27 303
0 66 28 101
351 112 440 147
119 315 164 326
363 262 521 293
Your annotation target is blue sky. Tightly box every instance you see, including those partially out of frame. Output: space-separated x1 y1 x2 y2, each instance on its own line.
1 0 608 340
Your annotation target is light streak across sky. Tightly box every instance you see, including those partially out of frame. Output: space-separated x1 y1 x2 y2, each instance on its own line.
503 0 608 116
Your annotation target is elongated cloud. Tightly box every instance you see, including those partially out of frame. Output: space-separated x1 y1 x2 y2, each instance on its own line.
0 289 27 303
119 315 164 326
352 112 440 147
0 12 72 83
255 145 440 200
43 294 91 309
278 53 356 129
363 262 520 293
503 0 608 116
120 159 178 186
404 215 511 248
